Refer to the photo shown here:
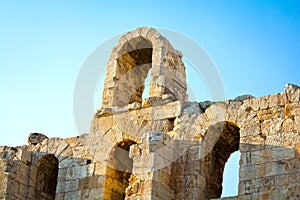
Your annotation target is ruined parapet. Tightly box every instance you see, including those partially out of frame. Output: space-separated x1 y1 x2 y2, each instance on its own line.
90 83 300 200
101 27 188 108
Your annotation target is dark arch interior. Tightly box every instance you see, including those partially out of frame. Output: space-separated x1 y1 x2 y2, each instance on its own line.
115 37 153 107
203 122 240 199
103 139 137 200
35 154 59 200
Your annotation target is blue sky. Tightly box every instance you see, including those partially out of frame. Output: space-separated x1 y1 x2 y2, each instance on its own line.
1 0 300 197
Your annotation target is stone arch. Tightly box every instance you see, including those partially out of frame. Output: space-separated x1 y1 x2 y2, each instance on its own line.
112 36 153 107
103 139 137 200
102 27 188 108
202 121 240 199
34 154 59 200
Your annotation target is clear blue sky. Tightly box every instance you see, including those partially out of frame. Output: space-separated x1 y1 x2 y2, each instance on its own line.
1 0 300 197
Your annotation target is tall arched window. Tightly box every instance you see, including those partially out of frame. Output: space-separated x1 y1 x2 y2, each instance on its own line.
204 121 240 198
113 37 153 107
103 140 136 200
35 154 59 200
221 150 240 197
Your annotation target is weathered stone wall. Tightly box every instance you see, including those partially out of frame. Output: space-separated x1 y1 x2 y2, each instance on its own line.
0 27 299 199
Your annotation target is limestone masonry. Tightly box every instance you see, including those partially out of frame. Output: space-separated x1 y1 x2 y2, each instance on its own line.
1 27 300 200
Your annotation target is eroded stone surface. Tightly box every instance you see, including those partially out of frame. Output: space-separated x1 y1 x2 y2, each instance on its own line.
1 27 299 200
28 132 48 146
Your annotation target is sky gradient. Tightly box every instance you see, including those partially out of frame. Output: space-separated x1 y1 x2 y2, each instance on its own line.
1 0 300 197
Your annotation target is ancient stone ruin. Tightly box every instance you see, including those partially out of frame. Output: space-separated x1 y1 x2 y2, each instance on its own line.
1 27 300 199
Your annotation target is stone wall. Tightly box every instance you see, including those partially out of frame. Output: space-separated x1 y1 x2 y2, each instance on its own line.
0 27 299 199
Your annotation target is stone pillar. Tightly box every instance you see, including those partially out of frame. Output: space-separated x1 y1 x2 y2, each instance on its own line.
127 132 175 200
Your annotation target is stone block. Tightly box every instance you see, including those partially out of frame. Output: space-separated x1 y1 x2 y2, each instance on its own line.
239 164 266 181
64 190 81 200
265 161 292 176
151 101 182 120
250 148 295 165
244 97 260 111
78 176 99 190
58 167 67 182
187 146 201 161
150 180 174 199
284 84 300 103
94 162 106 176
268 93 282 107
86 187 104 199
56 140 70 156
58 157 86 168
66 165 87 180
56 179 79 193
28 133 48 146
20 149 31 164
240 152 251 166
274 173 300 188
152 170 171 186
86 163 95 177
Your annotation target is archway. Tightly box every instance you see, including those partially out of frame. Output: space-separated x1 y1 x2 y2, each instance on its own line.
112 36 153 107
103 139 136 200
221 151 240 197
203 121 240 198
101 27 188 108
35 154 59 200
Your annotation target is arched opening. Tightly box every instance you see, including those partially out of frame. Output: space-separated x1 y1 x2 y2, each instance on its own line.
35 154 58 200
103 139 136 200
114 37 153 107
221 151 240 197
203 121 240 199
142 68 152 99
